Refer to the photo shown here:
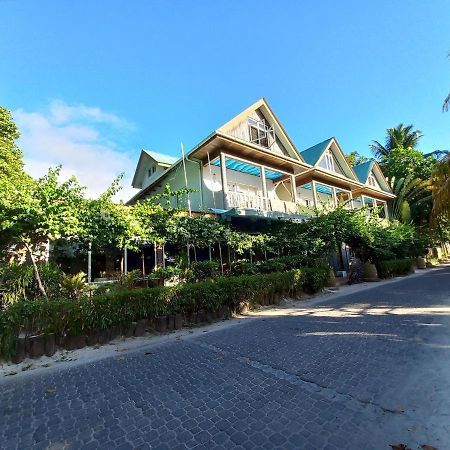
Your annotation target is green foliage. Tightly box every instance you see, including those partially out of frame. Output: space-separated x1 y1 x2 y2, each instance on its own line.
382 146 435 181
346 151 368 167
60 272 88 300
376 259 413 279
186 260 219 282
301 266 330 293
371 124 422 159
0 268 329 358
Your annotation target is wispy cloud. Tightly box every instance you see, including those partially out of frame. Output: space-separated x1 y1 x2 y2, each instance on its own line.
14 100 139 201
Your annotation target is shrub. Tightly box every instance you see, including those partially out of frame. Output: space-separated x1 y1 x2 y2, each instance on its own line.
185 260 219 282
376 259 413 279
0 268 328 359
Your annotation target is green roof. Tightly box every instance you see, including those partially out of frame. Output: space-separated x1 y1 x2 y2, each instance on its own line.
353 160 375 183
300 138 333 165
143 149 178 165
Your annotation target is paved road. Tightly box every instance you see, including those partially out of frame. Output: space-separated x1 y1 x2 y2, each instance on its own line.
1 267 450 450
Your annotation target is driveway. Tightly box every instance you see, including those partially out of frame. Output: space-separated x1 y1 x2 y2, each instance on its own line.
1 266 450 449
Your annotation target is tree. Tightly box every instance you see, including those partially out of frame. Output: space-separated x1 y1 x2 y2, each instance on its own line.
370 124 423 159
345 151 368 167
430 154 450 226
0 167 86 296
443 51 450 112
387 174 431 223
381 146 436 180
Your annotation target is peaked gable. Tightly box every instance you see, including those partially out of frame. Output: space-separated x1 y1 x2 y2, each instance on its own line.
217 98 303 161
353 159 391 192
132 149 178 189
301 137 358 181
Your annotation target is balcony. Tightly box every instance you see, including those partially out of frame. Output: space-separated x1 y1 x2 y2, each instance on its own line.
225 191 300 215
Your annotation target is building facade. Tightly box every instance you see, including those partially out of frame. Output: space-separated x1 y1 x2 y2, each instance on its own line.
127 99 395 220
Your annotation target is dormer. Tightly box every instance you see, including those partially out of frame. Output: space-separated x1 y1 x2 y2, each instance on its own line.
353 159 391 193
132 149 178 189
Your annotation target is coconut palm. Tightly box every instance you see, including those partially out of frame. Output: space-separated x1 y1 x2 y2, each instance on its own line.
387 174 431 223
431 154 450 225
371 124 423 159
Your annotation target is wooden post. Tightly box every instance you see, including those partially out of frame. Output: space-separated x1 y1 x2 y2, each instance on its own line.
332 186 337 208
260 165 268 210
124 246 128 275
383 202 389 219
218 242 224 274
290 174 297 203
141 249 145 277
220 152 229 209
154 242 157 270
349 191 354 209
311 180 318 208
87 242 92 283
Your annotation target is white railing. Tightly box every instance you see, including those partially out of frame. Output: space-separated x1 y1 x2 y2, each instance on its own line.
225 191 300 214
226 191 268 211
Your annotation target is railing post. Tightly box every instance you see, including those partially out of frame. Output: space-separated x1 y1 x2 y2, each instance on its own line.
260 165 268 210
311 180 318 208
220 153 229 209
290 174 297 203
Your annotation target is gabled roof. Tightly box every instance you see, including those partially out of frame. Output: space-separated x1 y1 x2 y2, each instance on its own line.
142 149 178 166
353 160 373 184
300 137 358 181
353 159 391 193
300 138 334 165
217 98 303 162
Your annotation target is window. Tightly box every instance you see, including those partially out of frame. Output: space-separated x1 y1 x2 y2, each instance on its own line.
319 151 335 172
368 174 377 187
248 117 273 148
148 166 157 178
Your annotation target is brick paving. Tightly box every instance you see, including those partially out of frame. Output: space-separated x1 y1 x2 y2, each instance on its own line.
1 266 450 449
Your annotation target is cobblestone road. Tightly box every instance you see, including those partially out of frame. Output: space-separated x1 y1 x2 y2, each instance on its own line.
1 266 450 449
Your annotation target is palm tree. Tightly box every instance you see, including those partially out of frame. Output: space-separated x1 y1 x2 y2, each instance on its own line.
443 51 450 112
387 174 431 223
371 124 423 159
431 154 450 225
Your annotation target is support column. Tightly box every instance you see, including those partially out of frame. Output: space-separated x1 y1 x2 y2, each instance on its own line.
349 191 354 209
383 202 389 219
220 153 229 209
311 180 318 208
290 174 297 203
124 246 128 274
87 242 92 283
332 186 337 208
260 165 268 210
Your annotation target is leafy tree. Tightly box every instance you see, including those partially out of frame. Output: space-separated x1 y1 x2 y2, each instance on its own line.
387 174 431 223
381 146 436 180
0 167 85 296
345 151 368 167
431 154 450 226
370 124 422 158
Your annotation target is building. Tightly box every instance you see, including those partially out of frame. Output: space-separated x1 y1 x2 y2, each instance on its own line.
128 99 395 220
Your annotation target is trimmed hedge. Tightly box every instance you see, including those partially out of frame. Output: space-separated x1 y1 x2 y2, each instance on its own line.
0 267 329 359
376 259 413 279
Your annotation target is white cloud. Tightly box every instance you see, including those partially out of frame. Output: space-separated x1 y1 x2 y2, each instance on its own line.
14 101 139 201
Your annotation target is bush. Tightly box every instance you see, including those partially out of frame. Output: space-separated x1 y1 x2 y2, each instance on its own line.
0 268 328 359
185 260 219 282
376 259 413 279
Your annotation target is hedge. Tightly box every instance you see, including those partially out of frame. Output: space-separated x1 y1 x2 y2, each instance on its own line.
376 259 414 279
0 267 329 359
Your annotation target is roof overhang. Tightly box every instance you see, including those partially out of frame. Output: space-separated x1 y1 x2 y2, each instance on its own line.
191 131 310 175
292 167 364 191
352 185 396 201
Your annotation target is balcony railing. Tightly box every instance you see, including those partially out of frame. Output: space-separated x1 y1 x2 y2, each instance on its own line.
225 191 299 214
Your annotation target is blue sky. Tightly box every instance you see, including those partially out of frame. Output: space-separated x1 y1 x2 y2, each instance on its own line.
1 0 449 198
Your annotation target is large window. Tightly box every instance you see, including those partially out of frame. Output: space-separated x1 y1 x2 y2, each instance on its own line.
248 117 272 148
319 151 335 172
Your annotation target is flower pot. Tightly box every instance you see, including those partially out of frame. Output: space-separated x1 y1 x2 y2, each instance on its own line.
326 269 337 287
363 262 379 281
11 336 26 364
155 316 168 332
417 257 426 269
44 334 56 357
28 334 45 359
174 314 183 330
